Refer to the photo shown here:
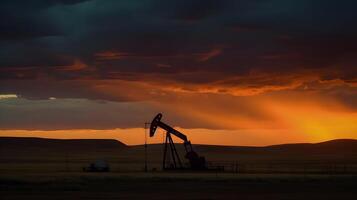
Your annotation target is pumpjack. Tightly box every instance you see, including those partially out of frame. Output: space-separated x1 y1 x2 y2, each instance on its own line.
150 113 207 170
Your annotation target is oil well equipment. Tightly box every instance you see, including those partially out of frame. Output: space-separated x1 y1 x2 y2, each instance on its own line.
150 113 207 170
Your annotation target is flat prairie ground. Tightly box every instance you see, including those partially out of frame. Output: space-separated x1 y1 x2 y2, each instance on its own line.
1 172 357 200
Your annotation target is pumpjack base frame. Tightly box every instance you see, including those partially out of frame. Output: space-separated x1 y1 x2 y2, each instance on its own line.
163 132 183 170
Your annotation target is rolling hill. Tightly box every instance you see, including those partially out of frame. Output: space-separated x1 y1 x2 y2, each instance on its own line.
1 137 357 173
0 137 127 152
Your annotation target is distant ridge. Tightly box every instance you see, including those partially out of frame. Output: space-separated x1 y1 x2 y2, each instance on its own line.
0 137 129 167
0 137 127 152
136 139 357 157
268 139 357 147
194 139 357 148
139 138 357 148
1 137 357 172
2 137 356 150
1 137 357 156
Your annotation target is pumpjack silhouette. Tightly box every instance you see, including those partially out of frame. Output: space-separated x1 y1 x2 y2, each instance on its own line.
150 113 207 170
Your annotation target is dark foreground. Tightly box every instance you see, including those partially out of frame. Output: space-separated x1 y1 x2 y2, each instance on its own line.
1 173 357 200
2 137 357 199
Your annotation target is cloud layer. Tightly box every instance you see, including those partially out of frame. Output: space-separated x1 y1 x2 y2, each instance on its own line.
0 0 356 135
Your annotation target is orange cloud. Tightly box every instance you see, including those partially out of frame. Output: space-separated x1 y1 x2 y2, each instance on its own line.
156 63 172 68
56 59 87 71
196 48 222 62
94 51 131 60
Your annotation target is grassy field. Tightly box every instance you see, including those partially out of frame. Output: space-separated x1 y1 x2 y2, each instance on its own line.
1 172 357 199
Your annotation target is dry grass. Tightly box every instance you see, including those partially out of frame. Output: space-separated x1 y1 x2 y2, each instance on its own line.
1 172 357 200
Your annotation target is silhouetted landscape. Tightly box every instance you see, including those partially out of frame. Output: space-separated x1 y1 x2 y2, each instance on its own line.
1 137 357 199
2 137 357 173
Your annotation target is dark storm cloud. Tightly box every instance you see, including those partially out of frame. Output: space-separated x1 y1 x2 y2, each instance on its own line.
0 0 356 97
0 0 89 40
152 0 226 21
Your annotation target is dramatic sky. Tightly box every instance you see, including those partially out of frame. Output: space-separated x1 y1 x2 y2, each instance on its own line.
0 0 356 145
